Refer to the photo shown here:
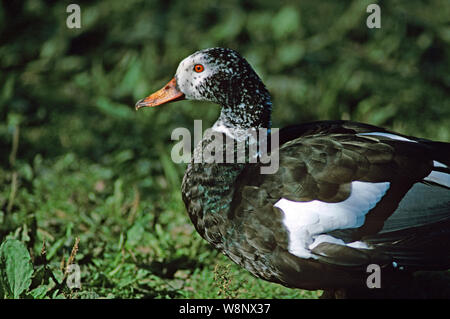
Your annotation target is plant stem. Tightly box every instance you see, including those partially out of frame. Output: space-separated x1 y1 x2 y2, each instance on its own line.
7 124 20 213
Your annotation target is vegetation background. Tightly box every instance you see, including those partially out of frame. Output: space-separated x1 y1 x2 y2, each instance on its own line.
0 0 449 298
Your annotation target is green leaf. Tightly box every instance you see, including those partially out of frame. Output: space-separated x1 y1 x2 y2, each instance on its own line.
271 6 301 39
0 239 34 298
126 223 145 248
29 285 49 299
277 43 305 66
157 144 180 188
95 96 134 120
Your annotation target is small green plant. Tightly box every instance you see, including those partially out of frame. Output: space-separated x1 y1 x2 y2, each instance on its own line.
0 239 33 298
0 237 85 299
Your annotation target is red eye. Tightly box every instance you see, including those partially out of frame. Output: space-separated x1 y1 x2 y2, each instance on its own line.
194 64 204 73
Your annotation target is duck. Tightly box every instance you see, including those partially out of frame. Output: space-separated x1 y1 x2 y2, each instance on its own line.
135 47 450 296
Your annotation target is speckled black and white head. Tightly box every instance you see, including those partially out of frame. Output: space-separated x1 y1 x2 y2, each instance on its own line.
136 48 272 130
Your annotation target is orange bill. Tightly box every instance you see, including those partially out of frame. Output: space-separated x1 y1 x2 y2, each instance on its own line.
135 77 185 109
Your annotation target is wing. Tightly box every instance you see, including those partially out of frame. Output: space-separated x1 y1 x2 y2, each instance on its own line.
231 121 450 275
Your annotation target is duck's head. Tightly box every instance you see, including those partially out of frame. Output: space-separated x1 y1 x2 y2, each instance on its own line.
136 48 272 129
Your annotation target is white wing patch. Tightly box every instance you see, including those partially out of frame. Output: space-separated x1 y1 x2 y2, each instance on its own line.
308 235 369 250
433 161 447 168
425 170 450 188
274 181 390 259
357 132 417 143
423 161 450 188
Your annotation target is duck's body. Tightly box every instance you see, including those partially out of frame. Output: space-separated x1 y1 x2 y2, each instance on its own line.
137 48 450 292
182 120 450 290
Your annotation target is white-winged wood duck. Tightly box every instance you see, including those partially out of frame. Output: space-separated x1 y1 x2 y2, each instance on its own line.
135 48 450 295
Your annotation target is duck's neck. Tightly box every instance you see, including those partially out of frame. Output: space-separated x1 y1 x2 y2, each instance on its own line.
215 79 272 131
182 83 273 247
